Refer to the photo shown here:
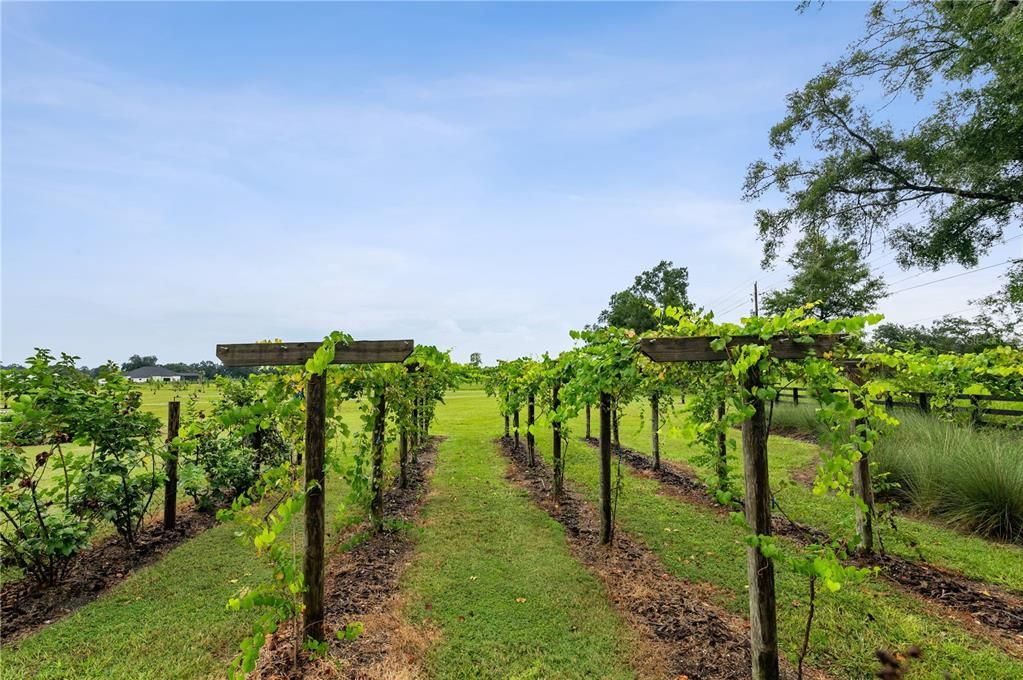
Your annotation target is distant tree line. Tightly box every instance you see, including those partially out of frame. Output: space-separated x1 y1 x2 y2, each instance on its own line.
2 353 256 379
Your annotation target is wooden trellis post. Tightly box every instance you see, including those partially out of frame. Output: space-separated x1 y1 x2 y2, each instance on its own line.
163 401 180 530
640 334 842 680
370 391 387 531
716 402 728 485
650 392 660 470
552 381 564 498
412 401 420 448
399 429 409 489
217 338 413 643
304 372 327 641
585 403 591 439
526 393 536 466
513 409 520 451
599 392 613 545
504 413 510 438
843 361 875 554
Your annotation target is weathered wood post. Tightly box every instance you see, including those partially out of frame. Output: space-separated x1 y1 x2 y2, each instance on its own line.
741 365 779 680
792 387 799 406
526 393 536 466
370 391 386 531
638 334 842 680
304 371 327 641
599 392 613 545
504 413 510 438
163 401 181 530
845 362 875 555
399 428 409 489
585 403 591 439
918 392 930 413
552 382 563 498
412 401 420 448
716 402 728 485
969 395 982 427
650 392 660 470
513 409 520 451
215 338 414 646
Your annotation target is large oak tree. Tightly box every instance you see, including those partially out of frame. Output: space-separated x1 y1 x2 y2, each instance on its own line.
744 0 1022 302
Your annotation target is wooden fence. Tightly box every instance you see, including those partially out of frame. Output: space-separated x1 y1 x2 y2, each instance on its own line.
773 387 1023 426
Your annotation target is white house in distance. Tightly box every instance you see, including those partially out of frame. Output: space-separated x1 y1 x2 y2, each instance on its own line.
122 366 201 383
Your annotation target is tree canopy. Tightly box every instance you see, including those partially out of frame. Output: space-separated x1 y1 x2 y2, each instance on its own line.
873 313 1020 353
744 1 1023 295
121 354 158 372
762 233 887 320
597 260 692 332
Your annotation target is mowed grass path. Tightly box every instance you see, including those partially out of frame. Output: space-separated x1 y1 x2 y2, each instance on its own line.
400 390 636 679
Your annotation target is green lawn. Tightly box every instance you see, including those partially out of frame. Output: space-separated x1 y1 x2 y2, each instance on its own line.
400 390 636 679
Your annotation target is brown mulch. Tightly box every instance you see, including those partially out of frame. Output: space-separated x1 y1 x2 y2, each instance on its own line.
500 436 756 680
254 439 440 679
767 426 821 445
1 505 218 642
587 439 1023 650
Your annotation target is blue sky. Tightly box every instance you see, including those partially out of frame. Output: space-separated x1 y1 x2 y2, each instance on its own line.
3 2 1020 367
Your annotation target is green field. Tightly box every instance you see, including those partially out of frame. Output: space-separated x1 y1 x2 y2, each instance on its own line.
4 389 1022 679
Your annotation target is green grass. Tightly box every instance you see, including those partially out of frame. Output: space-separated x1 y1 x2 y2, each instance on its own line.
529 417 1023 679
401 390 637 679
612 400 1023 592
3 520 270 679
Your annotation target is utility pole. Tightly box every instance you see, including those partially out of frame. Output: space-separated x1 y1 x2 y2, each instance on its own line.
753 281 759 317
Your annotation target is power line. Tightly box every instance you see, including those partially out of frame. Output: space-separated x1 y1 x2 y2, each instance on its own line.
906 307 974 324
888 259 1017 295
706 276 758 309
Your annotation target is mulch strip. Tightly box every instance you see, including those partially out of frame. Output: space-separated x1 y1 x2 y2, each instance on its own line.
586 438 1023 650
499 436 756 680
254 438 440 679
1 505 219 643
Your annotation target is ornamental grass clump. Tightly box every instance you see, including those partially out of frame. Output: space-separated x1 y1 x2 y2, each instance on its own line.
872 412 1023 543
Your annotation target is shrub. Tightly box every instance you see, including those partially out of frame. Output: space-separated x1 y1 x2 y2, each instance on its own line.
73 375 163 547
179 434 257 512
0 446 93 584
0 351 96 583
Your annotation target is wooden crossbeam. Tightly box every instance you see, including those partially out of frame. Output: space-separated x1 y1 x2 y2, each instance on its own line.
216 339 414 367
639 334 844 363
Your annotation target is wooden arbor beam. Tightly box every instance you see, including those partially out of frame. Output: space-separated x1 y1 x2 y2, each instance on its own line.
216 339 414 366
638 334 843 363
641 333 845 680
215 337 413 644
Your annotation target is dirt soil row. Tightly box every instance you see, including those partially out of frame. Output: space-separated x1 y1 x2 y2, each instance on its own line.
254 438 440 680
2 505 219 643
583 438 1023 651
